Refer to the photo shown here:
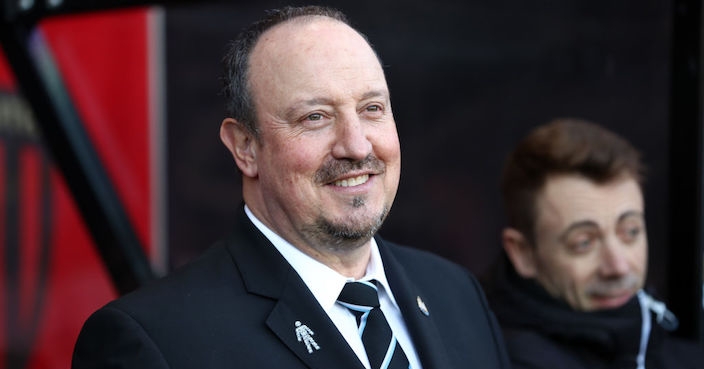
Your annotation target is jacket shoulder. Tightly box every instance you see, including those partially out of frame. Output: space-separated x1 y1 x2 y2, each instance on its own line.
382 239 480 291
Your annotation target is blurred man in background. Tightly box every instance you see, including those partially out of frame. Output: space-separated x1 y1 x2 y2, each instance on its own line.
485 118 704 368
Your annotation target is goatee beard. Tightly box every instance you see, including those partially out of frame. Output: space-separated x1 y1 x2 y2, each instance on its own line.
304 205 389 251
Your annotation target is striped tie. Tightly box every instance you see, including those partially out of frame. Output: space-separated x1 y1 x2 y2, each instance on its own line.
337 280 410 369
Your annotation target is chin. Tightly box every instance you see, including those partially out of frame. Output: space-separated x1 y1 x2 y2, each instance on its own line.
588 292 636 311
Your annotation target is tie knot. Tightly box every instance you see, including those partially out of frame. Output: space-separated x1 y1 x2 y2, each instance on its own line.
337 280 380 309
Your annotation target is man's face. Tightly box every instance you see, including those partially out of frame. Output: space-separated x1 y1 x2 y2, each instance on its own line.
242 18 401 254
530 174 647 311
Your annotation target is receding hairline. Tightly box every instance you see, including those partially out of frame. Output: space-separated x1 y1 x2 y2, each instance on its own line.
255 14 357 47
248 14 384 88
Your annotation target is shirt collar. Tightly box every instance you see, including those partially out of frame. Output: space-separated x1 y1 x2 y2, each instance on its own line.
244 205 398 312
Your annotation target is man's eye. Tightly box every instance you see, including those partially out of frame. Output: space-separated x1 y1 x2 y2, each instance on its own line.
307 113 323 121
366 105 381 112
575 239 593 251
567 234 597 254
620 226 642 243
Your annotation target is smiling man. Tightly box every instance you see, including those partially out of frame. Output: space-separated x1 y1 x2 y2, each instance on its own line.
485 118 704 369
71 6 510 369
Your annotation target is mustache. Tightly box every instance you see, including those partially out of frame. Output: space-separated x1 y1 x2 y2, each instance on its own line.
585 273 641 296
314 155 385 184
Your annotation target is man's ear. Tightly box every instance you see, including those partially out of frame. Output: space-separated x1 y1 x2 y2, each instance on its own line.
220 117 258 178
502 227 538 278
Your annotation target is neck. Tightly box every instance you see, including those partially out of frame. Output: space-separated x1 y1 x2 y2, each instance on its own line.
299 240 372 279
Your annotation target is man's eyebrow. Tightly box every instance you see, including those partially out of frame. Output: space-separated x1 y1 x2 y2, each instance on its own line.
558 220 599 242
617 210 644 223
359 89 389 100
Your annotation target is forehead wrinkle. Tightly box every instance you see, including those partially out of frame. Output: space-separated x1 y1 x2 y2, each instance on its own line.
360 89 390 101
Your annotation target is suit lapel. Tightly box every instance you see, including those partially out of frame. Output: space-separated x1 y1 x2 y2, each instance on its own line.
225 208 364 369
376 236 455 369
266 281 364 369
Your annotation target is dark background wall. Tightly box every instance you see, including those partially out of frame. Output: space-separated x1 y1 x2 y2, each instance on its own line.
166 0 672 295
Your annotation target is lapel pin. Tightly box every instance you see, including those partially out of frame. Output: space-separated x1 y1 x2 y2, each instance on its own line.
295 321 320 353
417 296 430 316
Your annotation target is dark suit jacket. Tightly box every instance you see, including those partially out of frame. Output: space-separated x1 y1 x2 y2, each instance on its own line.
72 209 510 369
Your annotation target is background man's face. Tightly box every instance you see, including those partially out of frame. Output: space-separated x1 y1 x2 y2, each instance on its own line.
530 174 647 311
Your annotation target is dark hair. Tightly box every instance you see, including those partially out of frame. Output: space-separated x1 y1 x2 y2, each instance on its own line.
220 6 352 137
500 118 645 244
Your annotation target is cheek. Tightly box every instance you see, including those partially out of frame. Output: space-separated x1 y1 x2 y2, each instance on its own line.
267 138 323 174
552 256 596 289
366 117 399 148
376 128 400 156
629 242 648 274
381 141 401 186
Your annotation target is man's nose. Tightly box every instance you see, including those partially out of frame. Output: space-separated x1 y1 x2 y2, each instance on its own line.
598 241 631 277
331 113 373 160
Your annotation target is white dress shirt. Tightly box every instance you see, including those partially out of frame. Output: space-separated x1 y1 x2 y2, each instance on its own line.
245 206 422 369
